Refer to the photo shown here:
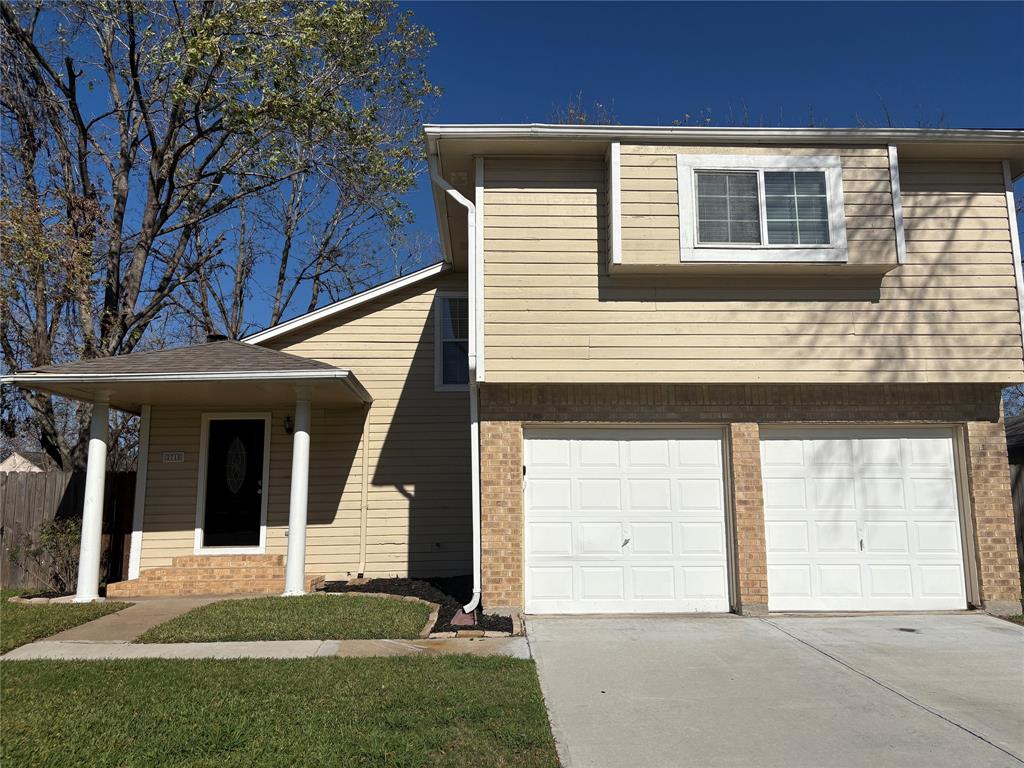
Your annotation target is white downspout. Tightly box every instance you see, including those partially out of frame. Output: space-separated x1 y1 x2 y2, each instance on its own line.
429 153 482 615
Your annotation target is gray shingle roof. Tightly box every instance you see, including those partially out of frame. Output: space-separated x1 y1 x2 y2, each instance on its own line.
26 340 338 376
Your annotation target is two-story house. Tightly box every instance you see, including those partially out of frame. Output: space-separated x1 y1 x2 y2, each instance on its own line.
6 124 1023 618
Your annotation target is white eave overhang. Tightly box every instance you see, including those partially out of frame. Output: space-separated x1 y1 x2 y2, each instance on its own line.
424 124 1024 177
1 370 372 414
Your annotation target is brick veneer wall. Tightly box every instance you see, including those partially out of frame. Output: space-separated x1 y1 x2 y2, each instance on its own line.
729 423 768 615
478 383 1022 614
964 419 1023 612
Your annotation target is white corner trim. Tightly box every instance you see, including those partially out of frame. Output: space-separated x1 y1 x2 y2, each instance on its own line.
1003 161 1024 364
242 263 448 345
889 145 907 265
608 141 622 265
193 412 270 555
126 404 151 580
474 157 486 382
676 153 848 264
433 291 469 392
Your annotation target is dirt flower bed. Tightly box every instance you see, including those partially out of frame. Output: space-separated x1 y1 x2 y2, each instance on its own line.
325 575 514 635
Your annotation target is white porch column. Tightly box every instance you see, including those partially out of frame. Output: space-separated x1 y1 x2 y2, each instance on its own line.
74 395 109 602
283 388 312 596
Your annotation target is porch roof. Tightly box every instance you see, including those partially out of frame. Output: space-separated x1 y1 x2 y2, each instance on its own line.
1 340 372 413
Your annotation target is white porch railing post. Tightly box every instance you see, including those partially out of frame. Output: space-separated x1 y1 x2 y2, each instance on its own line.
74 395 109 602
283 389 312 595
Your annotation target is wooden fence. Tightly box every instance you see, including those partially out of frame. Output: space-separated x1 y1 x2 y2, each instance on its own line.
0 471 136 591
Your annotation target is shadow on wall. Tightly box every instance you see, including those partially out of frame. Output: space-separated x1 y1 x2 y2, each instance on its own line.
371 293 472 578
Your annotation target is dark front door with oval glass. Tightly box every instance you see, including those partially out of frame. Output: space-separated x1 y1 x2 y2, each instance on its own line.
202 418 265 547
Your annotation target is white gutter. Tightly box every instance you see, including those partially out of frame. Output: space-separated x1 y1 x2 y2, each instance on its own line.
424 123 1024 145
428 153 482 615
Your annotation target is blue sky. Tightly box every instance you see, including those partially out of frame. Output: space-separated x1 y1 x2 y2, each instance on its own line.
399 0 1023 242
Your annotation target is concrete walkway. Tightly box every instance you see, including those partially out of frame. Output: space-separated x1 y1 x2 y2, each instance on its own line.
46 597 221 642
2 636 530 661
529 614 1024 768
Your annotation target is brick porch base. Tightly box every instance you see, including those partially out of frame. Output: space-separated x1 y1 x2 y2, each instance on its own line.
106 555 324 598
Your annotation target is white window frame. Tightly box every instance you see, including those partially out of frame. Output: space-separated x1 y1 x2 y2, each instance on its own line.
434 291 469 392
677 154 848 263
193 412 270 555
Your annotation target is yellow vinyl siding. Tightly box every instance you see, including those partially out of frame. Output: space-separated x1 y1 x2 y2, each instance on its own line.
482 154 1023 384
139 271 471 580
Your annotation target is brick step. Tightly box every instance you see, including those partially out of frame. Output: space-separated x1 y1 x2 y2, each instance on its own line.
134 567 285 582
172 554 284 568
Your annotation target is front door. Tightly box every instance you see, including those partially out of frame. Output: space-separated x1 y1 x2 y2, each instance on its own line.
201 418 266 548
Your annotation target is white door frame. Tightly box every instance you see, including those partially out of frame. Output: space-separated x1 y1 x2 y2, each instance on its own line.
194 412 271 555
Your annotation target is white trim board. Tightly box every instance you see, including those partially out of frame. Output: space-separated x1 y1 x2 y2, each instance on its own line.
608 141 622 266
193 412 271 556
888 145 908 265
474 157 486 382
676 153 848 264
243 262 449 345
1004 160 1024 365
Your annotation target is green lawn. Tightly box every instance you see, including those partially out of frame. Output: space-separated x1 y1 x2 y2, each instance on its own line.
1 656 559 768
1006 614 1024 626
137 594 432 643
0 590 129 654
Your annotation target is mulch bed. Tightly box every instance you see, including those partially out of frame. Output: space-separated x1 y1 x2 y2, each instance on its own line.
324 575 513 634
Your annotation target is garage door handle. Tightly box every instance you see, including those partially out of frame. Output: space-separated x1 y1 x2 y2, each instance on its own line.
859 538 864 551
621 538 630 548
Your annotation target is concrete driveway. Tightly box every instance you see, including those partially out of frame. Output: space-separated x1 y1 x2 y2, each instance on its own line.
527 614 1024 768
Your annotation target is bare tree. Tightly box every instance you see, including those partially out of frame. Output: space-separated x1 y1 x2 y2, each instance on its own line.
1 0 439 467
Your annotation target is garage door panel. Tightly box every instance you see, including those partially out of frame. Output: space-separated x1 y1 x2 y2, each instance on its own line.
761 428 967 612
525 428 728 614
627 478 672 510
527 522 573 556
864 521 910 553
816 521 859 552
915 521 961 554
579 522 624 555
630 522 673 554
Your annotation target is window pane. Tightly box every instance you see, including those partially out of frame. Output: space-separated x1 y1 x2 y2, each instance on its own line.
698 195 728 220
765 196 796 219
697 172 727 196
765 170 829 245
696 170 761 244
767 220 799 244
699 220 729 243
442 340 468 385
442 297 468 340
729 196 759 222
795 172 827 196
796 196 828 220
729 220 760 243
763 172 795 196
798 220 830 244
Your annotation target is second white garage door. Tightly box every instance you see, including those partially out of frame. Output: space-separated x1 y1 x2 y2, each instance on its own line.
524 428 729 614
760 427 968 612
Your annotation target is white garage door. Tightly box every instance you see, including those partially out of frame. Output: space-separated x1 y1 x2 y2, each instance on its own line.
524 428 729 614
760 428 967 612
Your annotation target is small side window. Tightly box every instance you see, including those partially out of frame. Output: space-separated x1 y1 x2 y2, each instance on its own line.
435 294 468 389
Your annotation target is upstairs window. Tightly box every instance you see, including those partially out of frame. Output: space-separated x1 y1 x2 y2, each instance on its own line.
435 293 468 390
679 155 847 263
